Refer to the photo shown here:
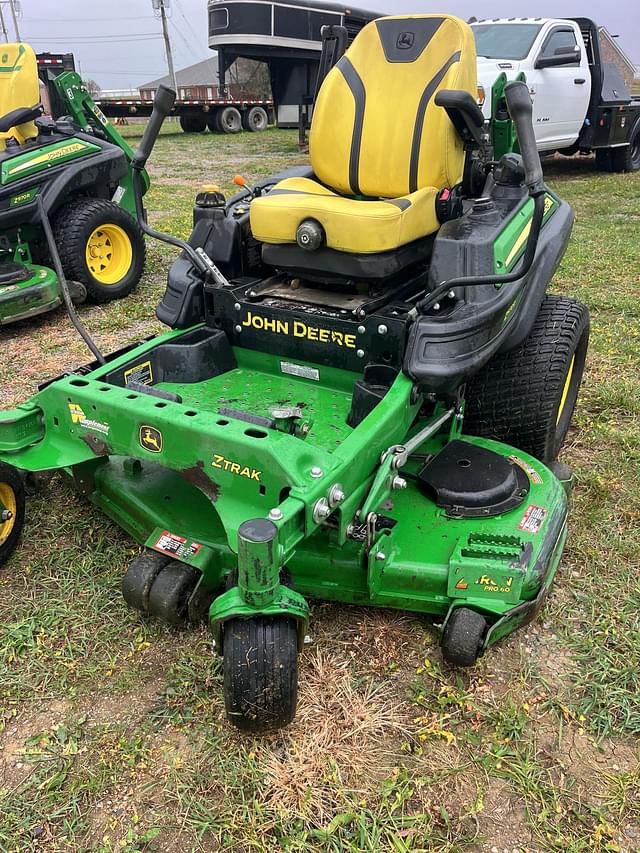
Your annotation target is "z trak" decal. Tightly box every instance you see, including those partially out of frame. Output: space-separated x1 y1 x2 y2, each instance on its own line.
212 454 262 481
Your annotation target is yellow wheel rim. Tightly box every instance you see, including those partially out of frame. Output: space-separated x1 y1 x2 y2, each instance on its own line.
0 482 17 546
557 355 576 425
85 223 133 285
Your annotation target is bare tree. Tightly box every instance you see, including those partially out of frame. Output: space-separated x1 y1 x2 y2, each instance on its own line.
84 79 102 98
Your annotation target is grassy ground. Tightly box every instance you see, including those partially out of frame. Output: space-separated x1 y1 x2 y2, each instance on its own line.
0 127 639 853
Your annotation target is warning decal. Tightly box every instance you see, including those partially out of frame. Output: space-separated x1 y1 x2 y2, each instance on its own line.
124 360 153 386
153 531 202 561
518 505 547 535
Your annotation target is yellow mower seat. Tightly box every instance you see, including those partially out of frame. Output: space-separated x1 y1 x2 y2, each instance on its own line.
251 176 440 254
250 14 477 255
0 43 40 151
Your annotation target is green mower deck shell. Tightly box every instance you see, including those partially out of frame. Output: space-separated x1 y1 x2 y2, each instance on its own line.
0 263 60 324
0 325 569 648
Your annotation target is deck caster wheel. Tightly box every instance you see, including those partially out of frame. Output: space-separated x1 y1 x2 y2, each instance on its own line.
441 607 487 667
121 552 169 614
223 616 298 733
147 562 200 626
0 462 25 567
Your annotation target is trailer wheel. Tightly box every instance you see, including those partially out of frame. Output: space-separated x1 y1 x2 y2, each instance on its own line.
463 296 590 463
180 114 207 133
242 106 268 132
0 462 25 568
223 616 298 732
206 112 220 133
218 106 242 134
54 199 146 303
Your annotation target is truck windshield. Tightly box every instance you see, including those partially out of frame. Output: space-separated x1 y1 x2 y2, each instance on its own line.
472 23 543 60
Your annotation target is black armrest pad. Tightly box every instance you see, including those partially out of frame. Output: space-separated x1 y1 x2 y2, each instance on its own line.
0 104 43 133
435 90 484 127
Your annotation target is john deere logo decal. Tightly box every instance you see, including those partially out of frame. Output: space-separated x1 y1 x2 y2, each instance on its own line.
139 426 163 453
397 32 415 49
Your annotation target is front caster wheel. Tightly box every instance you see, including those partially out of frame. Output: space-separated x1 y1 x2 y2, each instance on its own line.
223 616 298 733
441 607 487 667
0 462 25 567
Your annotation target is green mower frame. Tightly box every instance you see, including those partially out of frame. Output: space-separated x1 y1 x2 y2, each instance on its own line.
0 20 590 732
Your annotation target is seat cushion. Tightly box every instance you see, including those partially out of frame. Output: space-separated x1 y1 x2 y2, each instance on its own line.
0 43 40 150
250 176 440 254
310 15 476 198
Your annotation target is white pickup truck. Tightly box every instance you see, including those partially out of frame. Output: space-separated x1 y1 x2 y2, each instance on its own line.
471 17 640 172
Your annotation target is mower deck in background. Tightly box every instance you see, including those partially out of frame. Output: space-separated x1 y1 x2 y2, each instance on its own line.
0 43 148 326
0 15 589 733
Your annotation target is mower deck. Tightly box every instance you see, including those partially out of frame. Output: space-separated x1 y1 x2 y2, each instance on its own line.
0 263 60 325
0 325 569 652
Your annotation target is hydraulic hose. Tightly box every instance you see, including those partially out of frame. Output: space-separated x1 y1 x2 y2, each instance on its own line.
417 192 546 313
37 196 106 365
416 80 547 315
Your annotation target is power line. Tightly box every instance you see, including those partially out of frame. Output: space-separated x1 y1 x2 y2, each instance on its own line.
25 32 163 40
173 0 201 46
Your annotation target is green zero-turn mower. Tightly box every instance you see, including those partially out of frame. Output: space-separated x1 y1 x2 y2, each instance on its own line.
0 42 148 327
0 15 590 732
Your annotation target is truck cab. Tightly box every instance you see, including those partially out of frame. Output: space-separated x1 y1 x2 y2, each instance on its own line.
473 18 592 152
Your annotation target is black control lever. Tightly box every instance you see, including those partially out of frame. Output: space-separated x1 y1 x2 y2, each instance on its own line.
504 81 544 196
132 84 175 171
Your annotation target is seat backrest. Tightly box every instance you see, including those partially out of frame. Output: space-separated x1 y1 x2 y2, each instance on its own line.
309 15 476 199
0 43 40 147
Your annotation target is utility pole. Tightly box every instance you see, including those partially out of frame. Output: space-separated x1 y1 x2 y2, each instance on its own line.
152 0 178 95
9 0 20 41
0 6 8 42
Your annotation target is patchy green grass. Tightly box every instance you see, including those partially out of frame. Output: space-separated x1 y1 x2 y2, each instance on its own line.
0 128 639 852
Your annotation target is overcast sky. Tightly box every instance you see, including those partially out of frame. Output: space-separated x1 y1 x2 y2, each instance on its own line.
16 0 640 91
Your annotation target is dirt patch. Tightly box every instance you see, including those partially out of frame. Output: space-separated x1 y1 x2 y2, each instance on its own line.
0 698 71 790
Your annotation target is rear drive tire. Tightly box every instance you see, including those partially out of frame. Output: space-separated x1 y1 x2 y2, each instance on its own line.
53 199 145 303
464 295 590 463
218 106 242 134
242 106 268 132
0 463 25 567
441 607 486 667
223 616 298 732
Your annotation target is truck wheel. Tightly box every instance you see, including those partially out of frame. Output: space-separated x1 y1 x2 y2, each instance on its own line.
0 463 25 567
242 106 268 132
218 106 242 134
463 296 590 463
223 616 298 732
610 124 640 172
596 127 640 173
54 199 146 303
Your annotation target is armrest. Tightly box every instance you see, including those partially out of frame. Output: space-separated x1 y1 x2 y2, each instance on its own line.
435 89 485 146
0 104 44 133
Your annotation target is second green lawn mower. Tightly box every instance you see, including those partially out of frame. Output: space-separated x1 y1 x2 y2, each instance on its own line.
0 15 589 732
0 42 148 326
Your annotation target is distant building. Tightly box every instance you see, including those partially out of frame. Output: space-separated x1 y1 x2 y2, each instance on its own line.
139 55 269 101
